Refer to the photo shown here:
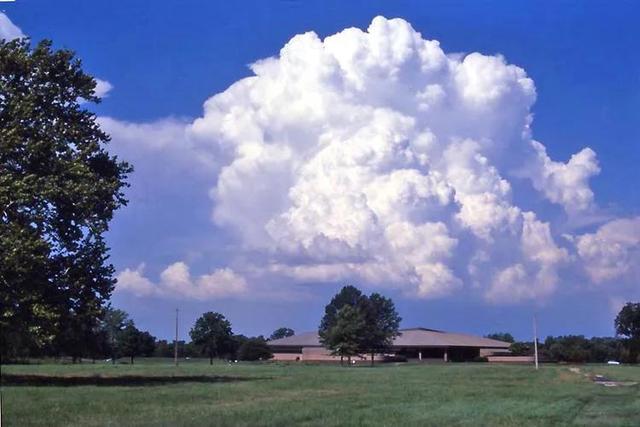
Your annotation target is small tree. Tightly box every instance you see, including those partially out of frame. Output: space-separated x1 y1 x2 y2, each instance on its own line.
615 302 640 363
117 322 142 364
322 305 367 365
100 308 129 363
269 327 295 341
238 337 273 361
189 312 233 364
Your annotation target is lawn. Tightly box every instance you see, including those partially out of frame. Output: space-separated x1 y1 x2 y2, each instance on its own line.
1 360 639 426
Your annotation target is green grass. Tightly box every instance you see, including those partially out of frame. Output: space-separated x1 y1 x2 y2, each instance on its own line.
2 360 639 426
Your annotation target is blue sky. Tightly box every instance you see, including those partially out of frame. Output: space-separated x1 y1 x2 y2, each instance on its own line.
4 1 639 341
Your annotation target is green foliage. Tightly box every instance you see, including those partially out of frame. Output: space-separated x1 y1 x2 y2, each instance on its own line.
318 285 366 339
544 335 590 363
116 322 156 364
323 305 367 362
485 332 515 343
318 285 401 364
615 302 640 363
509 341 534 356
0 39 132 360
509 336 624 363
189 312 233 364
269 327 295 341
361 293 401 359
237 337 273 361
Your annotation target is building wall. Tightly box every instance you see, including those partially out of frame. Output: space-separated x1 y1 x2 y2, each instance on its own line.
486 355 535 363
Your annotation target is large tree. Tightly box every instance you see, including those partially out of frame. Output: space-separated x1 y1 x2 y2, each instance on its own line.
322 305 367 365
319 285 367 340
615 302 640 363
190 312 233 364
0 39 131 360
319 286 400 365
361 293 401 365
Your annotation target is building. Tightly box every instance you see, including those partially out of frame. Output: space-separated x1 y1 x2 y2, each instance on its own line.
268 327 511 362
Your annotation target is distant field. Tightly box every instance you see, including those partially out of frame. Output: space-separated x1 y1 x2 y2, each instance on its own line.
2 359 639 426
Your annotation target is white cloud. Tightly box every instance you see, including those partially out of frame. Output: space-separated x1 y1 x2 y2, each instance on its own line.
115 262 248 300
527 140 600 214
575 217 640 284
0 13 25 41
94 79 113 98
113 16 617 304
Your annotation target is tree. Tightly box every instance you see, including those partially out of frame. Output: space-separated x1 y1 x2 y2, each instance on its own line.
117 322 141 364
319 286 401 365
237 337 273 361
485 333 515 343
319 285 366 341
615 302 640 363
269 327 295 341
115 321 155 364
322 305 367 365
138 331 156 357
190 312 233 364
0 39 132 360
545 335 590 363
509 341 533 356
361 293 401 365
100 308 129 363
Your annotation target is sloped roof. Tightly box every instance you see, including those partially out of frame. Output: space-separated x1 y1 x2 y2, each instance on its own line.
268 327 510 349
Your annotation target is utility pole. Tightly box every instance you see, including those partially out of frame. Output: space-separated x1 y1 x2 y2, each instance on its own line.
174 308 179 366
533 313 539 370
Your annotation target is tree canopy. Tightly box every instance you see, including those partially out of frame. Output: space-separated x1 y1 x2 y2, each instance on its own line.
269 327 295 341
615 302 640 363
319 285 401 365
0 39 131 360
189 312 234 364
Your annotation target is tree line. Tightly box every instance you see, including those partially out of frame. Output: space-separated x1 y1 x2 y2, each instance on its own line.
3 306 299 364
487 303 640 364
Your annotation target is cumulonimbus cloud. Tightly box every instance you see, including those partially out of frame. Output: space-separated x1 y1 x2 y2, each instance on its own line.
110 17 635 303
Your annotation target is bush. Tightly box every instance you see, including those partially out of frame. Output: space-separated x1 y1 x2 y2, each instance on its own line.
237 338 273 361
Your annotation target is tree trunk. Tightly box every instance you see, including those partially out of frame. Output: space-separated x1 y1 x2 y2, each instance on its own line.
371 352 374 366
347 356 351 366
209 355 213 365
340 355 344 366
130 355 134 364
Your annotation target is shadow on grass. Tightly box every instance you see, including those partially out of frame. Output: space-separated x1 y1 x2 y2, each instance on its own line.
1 374 267 387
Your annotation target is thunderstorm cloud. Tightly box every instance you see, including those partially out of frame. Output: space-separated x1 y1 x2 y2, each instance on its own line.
110 17 637 303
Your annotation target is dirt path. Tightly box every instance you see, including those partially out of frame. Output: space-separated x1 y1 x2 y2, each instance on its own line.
568 367 638 387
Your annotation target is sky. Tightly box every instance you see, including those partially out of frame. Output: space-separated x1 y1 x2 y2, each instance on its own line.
3 0 639 341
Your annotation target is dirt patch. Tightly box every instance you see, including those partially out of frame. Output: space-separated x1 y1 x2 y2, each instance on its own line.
566 367 637 388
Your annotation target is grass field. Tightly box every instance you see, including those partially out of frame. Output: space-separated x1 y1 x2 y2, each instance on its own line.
2 360 639 426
